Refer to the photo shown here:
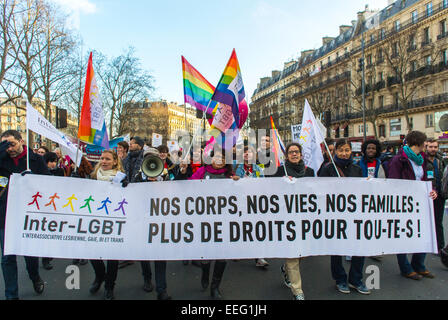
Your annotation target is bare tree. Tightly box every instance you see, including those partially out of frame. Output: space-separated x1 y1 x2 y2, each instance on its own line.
0 0 17 93
93 47 154 138
350 55 382 138
383 28 442 132
34 1 76 122
4 0 47 107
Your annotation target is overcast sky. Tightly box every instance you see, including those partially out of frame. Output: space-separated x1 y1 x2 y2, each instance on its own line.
55 0 390 105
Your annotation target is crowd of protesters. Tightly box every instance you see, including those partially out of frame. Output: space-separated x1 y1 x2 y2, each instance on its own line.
0 128 448 301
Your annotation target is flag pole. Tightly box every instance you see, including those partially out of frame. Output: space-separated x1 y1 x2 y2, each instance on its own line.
322 139 340 178
26 121 30 172
74 138 80 173
183 99 212 162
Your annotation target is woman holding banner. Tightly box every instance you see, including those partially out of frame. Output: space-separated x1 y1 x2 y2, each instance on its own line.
388 131 437 280
234 146 268 268
318 139 371 295
88 150 125 300
179 149 239 300
273 142 314 300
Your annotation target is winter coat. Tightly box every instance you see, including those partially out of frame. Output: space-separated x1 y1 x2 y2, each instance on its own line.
123 150 144 183
425 153 446 194
318 161 363 178
387 148 429 182
0 147 49 229
356 156 386 178
273 160 314 178
188 165 233 180
235 163 264 178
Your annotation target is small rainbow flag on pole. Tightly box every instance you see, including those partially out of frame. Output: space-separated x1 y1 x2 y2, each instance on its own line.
78 52 109 149
270 116 286 167
182 56 217 116
208 49 247 149
211 49 245 126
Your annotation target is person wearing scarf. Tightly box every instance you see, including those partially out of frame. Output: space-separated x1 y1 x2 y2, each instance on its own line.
179 149 239 300
388 131 437 280
319 139 371 295
274 142 314 300
89 150 125 300
235 146 268 268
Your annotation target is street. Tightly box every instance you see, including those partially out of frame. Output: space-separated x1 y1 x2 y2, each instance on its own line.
1 252 447 300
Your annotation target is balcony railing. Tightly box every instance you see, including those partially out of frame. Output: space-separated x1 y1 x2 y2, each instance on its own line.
332 93 448 123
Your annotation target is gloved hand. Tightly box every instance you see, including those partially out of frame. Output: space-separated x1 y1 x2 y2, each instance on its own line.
0 141 11 154
20 170 32 176
121 179 129 188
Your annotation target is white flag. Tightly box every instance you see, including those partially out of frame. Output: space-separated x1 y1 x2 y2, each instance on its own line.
299 100 325 175
26 102 81 166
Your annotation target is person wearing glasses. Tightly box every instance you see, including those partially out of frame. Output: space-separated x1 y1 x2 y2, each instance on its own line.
234 146 267 268
273 142 314 300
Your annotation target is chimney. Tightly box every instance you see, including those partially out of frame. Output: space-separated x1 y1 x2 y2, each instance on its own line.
284 61 295 69
260 77 270 85
272 70 281 78
322 37 335 45
301 50 315 59
339 25 352 35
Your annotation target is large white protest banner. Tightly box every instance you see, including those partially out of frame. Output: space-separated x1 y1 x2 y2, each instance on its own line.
26 102 81 166
5 174 437 260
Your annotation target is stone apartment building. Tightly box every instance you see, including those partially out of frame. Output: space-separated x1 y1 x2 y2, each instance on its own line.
250 0 448 151
120 100 210 145
0 97 77 148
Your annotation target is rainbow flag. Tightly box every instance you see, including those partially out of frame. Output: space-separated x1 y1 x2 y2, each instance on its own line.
270 116 286 167
182 56 217 116
78 52 109 149
208 49 247 149
211 49 245 126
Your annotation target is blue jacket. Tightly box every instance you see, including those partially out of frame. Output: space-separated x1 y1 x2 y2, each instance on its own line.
356 156 385 178
235 163 264 178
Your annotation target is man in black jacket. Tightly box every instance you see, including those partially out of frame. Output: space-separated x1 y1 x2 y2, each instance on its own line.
0 130 49 299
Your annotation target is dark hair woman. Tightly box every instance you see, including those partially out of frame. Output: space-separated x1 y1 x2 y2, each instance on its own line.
178 149 239 299
274 142 314 300
89 150 125 300
388 131 437 280
318 139 371 295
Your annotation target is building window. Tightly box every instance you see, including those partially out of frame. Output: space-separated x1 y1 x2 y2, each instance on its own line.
358 124 368 134
423 27 430 44
411 60 418 71
395 20 401 31
442 49 448 65
379 125 386 138
411 10 418 24
370 34 375 43
440 20 447 36
444 0 448 9
426 2 433 17
426 114 434 127
379 96 384 108
425 55 432 66
380 28 385 40
409 117 414 130
443 79 448 92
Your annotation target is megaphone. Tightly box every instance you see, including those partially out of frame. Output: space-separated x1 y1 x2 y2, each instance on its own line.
142 155 164 178
141 148 164 178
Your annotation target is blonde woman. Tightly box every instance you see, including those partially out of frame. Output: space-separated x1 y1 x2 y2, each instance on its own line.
89 150 125 300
